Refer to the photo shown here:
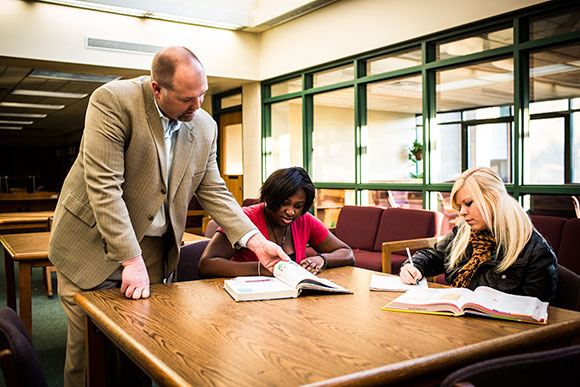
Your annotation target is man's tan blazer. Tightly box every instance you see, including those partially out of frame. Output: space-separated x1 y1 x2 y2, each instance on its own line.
48 76 254 289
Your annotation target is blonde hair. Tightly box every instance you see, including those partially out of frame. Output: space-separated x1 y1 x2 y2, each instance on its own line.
447 167 532 272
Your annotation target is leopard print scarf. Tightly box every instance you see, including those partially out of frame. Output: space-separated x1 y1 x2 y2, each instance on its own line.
451 229 496 288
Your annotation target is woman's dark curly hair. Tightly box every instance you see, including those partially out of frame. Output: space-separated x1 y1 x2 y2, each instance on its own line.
259 167 315 214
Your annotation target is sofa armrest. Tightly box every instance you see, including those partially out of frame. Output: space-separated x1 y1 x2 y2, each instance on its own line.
381 236 441 274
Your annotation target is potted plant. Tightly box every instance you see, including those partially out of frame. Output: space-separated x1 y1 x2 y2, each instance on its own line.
408 140 423 163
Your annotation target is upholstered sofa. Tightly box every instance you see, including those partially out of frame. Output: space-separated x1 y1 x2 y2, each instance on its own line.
529 215 580 275
334 205 443 273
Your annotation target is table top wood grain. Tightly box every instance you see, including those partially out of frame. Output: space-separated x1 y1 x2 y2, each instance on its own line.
75 266 580 387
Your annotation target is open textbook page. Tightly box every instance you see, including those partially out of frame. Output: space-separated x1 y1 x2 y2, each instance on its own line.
224 260 352 302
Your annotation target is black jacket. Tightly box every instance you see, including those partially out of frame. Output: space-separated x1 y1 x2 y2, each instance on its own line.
410 227 558 303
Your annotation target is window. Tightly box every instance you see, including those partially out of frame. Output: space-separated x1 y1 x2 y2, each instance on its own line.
265 98 303 177
366 47 422 75
314 189 355 227
529 8 580 40
436 27 513 61
312 88 355 182
271 77 301 97
364 75 423 182
313 64 354 88
434 58 514 182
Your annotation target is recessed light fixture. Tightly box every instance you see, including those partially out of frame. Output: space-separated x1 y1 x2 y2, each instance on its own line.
12 90 88 99
29 70 120 83
0 102 65 110
0 113 48 118
0 120 33 125
0 126 23 131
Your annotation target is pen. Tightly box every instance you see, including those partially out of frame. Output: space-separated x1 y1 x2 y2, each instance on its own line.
406 247 420 285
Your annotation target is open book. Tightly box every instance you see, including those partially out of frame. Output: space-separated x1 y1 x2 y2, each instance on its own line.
369 273 428 291
224 260 352 301
383 286 549 324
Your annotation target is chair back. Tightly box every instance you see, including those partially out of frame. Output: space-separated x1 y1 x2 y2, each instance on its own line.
558 218 580 275
373 207 443 251
334 206 383 251
0 307 48 387
242 198 260 207
204 219 219 238
440 345 580 387
554 264 580 311
529 214 566 253
176 240 210 282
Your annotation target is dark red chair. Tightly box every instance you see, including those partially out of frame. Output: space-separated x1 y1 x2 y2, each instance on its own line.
440 345 580 387
377 207 443 274
557 218 580 275
176 240 210 282
529 214 567 253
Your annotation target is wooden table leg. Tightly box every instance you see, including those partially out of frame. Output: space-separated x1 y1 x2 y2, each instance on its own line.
3 247 16 310
17 261 33 337
85 315 106 387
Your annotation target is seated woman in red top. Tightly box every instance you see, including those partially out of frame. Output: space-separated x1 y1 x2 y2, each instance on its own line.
198 167 354 278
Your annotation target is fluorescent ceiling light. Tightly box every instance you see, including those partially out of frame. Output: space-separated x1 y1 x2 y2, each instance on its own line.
0 120 33 125
0 113 47 118
29 70 119 83
12 89 88 99
0 126 23 131
38 0 243 30
0 102 65 110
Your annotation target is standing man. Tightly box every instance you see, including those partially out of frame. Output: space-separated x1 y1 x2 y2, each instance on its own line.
48 46 288 386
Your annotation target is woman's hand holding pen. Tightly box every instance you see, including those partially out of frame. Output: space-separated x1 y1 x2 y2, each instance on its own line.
400 264 423 285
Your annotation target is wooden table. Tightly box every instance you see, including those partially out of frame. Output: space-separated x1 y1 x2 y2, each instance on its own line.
181 232 208 245
0 210 54 233
0 231 52 336
75 267 580 387
0 231 208 336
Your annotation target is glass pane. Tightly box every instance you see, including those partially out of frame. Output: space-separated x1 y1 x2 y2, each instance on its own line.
364 75 423 182
467 123 511 182
530 44 580 103
529 99 568 114
313 88 354 182
271 77 302 97
221 93 241 109
385 190 424 209
434 58 514 183
524 194 578 218
526 117 565 184
437 28 513 60
312 64 354 88
366 47 422 75
529 8 580 40
314 189 356 228
265 98 303 177
431 123 461 183
431 191 459 235
223 123 243 175
574 112 580 183
529 44 580 184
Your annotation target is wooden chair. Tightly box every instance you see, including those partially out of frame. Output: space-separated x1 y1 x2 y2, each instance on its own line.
381 236 440 274
0 307 48 387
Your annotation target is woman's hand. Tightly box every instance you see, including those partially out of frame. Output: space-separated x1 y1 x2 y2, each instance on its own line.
300 256 324 274
400 264 423 285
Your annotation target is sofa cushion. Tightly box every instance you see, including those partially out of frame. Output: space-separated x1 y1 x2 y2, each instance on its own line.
529 215 566 254
373 207 443 251
351 249 382 272
334 206 383 251
558 218 580 275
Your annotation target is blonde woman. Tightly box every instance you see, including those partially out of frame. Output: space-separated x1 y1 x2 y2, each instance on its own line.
400 167 557 302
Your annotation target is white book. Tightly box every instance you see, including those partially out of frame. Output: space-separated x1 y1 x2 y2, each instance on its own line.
224 260 353 302
369 274 428 291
